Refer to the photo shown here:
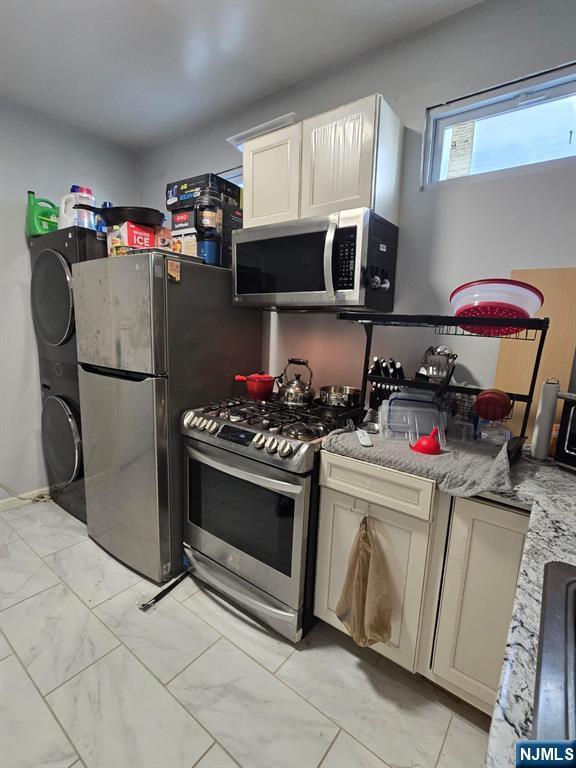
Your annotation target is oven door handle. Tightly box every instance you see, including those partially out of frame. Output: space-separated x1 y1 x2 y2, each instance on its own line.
186 445 303 496
323 216 337 300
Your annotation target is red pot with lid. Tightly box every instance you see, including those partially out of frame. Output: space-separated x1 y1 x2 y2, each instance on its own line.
234 372 275 401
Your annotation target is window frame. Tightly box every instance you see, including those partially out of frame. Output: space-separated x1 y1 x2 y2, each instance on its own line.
421 62 576 189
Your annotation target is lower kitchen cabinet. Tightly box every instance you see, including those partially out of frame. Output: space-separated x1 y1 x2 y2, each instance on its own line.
314 486 431 672
315 452 529 714
431 497 528 711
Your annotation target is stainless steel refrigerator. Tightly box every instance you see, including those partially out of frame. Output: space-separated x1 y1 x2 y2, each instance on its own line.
72 251 262 582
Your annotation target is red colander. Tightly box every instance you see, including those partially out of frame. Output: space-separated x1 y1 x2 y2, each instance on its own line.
450 279 543 337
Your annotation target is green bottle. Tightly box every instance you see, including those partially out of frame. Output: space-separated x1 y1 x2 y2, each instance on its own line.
25 190 59 237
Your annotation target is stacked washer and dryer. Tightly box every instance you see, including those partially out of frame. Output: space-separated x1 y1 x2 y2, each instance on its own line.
29 227 106 522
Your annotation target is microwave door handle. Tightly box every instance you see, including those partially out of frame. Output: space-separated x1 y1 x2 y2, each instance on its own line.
186 445 303 496
323 219 337 299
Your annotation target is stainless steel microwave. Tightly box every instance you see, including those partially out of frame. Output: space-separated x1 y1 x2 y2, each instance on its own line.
232 208 398 310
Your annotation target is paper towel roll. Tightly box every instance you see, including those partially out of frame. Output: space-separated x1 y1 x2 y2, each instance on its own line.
531 378 560 460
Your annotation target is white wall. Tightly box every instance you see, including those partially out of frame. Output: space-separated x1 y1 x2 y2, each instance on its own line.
0 98 138 494
139 0 576 388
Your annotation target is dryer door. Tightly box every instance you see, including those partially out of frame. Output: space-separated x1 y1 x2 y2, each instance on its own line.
31 248 74 346
41 396 82 487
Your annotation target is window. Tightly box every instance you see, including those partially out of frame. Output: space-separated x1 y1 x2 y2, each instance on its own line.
423 64 576 186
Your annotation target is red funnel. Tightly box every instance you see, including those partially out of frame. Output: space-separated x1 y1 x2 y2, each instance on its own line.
411 426 442 455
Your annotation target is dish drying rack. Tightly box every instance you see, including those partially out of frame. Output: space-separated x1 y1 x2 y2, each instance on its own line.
338 313 550 438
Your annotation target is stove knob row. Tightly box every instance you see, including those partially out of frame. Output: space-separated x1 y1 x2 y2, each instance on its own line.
265 437 279 454
252 433 266 449
278 440 293 458
183 410 196 428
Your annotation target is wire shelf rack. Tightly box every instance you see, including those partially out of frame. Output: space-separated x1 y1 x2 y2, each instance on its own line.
338 313 547 340
340 313 549 437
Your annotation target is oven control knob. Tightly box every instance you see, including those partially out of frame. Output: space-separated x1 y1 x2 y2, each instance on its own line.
207 420 219 434
252 433 266 449
278 440 293 458
197 418 208 431
183 410 196 428
265 437 279 454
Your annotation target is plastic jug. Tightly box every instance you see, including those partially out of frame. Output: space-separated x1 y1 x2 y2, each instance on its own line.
59 185 96 229
25 191 59 237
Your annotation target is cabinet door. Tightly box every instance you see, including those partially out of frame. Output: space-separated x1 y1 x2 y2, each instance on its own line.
433 498 528 708
315 487 430 671
300 95 377 219
242 124 301 227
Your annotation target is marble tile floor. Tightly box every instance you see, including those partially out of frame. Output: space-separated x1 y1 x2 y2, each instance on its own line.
0 496 489 768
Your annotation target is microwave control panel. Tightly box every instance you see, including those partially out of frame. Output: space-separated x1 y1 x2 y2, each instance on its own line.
364 213 398 312
333 227 356 290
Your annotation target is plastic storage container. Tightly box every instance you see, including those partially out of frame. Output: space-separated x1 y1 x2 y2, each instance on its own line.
379 403 447 449
386 390 448 427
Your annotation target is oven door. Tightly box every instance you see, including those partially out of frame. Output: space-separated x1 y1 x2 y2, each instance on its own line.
233 211 367 308
184 441 311 610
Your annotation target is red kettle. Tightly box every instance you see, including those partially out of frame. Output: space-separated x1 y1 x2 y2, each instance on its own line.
235 372 275 401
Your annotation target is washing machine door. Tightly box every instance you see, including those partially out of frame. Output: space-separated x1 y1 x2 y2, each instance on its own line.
41 396 82 487
31 249 74 346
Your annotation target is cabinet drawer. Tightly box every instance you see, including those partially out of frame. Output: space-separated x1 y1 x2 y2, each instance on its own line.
320 452 434 521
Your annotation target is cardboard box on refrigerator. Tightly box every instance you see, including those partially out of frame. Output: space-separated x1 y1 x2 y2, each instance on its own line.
166 173 241 211
170 209 197 257
170 203 242 266
107 222 173 257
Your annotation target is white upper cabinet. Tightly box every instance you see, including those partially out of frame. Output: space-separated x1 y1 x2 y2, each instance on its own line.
242 124 301 227
300 96 377 219
242 95 403 228
300 94 403 223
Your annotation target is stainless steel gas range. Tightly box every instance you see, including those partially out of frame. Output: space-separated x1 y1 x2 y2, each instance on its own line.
181 398 362 642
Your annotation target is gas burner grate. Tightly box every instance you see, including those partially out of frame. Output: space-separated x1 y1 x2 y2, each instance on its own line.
194 396 364 441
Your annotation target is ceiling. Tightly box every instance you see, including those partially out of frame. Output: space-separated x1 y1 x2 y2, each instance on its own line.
0 0 483 147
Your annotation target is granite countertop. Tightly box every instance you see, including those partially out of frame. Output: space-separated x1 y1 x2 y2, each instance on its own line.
321 434 576 766
486 460 576 768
